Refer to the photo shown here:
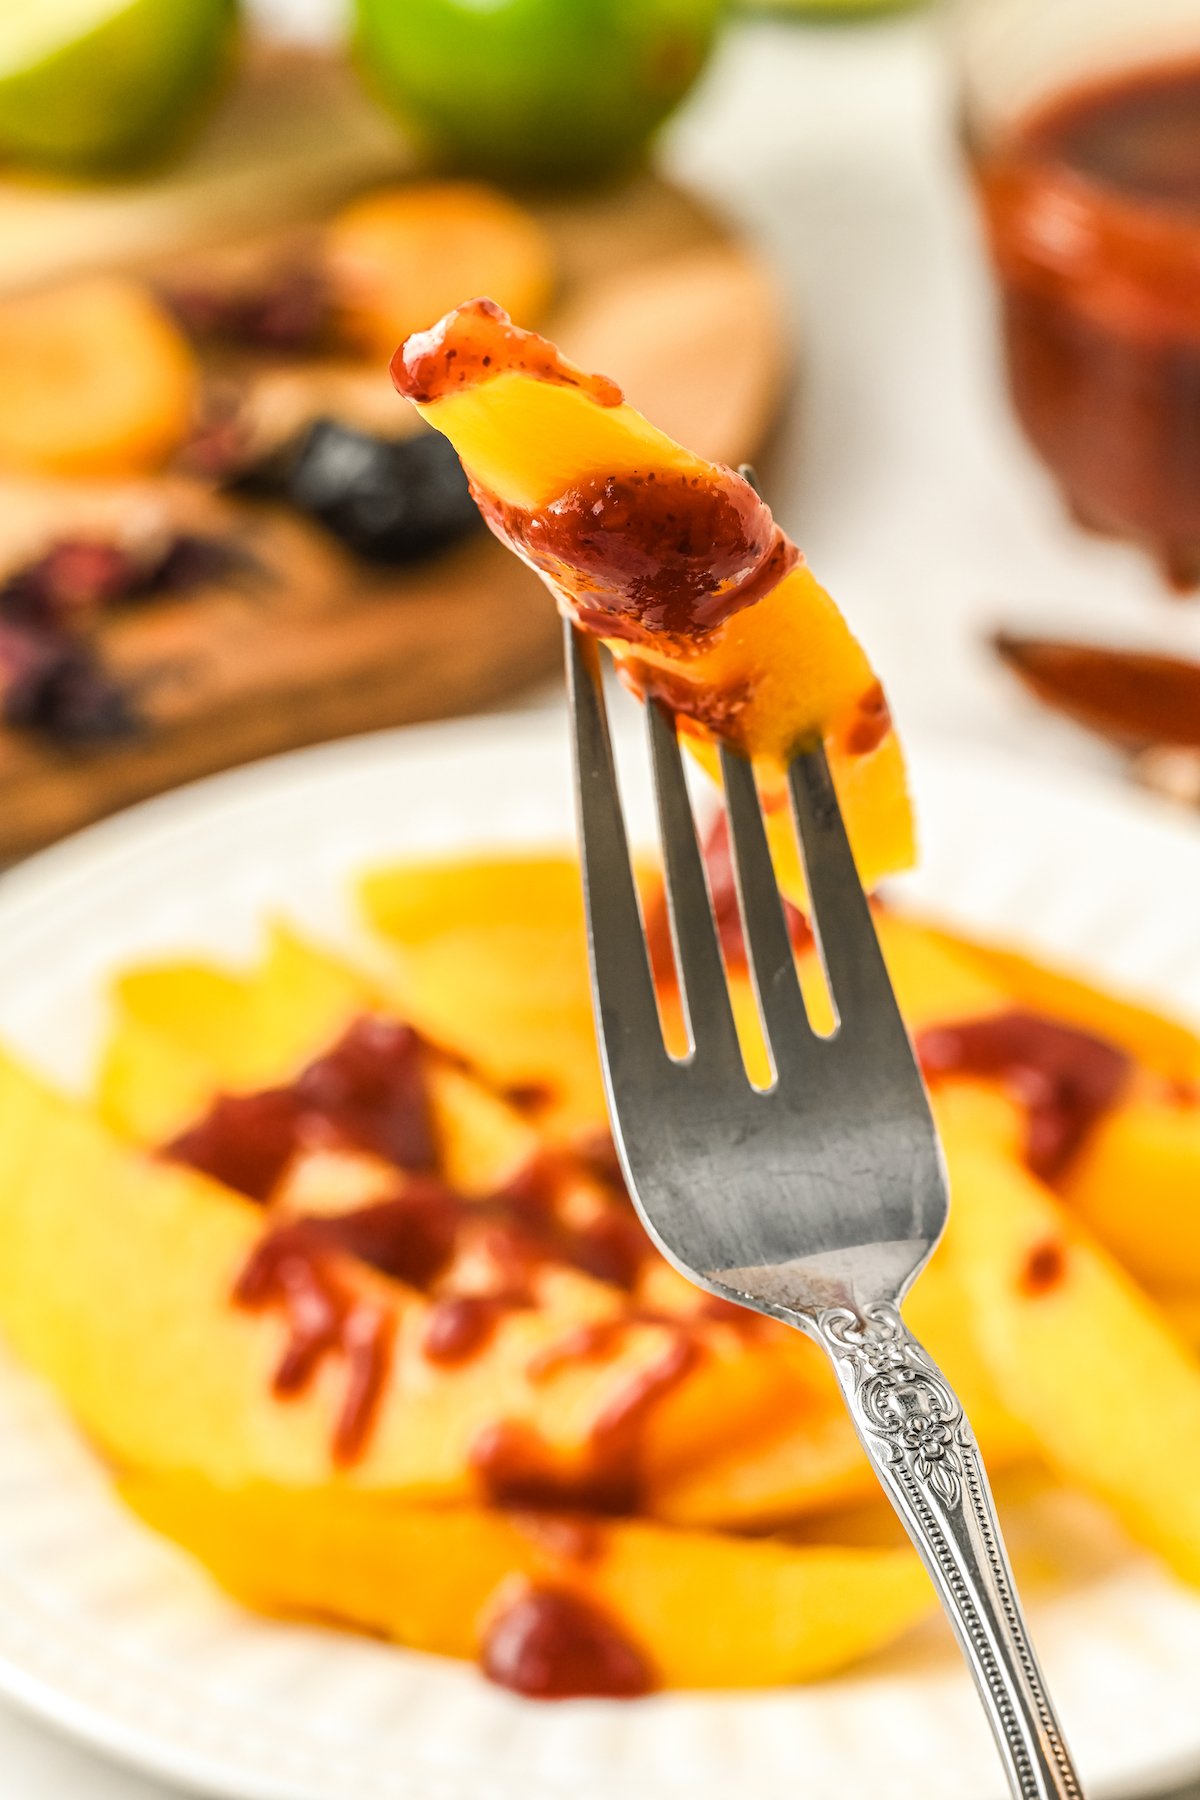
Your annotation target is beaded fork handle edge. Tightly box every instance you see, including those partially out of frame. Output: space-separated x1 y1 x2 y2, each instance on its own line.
813 1302 1083 1800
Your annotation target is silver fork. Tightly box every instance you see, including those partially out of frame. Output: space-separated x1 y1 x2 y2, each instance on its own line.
565 620 1083 1799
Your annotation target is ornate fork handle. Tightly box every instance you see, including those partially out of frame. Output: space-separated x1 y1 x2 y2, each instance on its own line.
813 1302 1082 1800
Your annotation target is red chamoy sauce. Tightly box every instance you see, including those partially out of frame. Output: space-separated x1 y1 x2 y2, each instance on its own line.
392 297 623 409
163 1006 666 1467
470 1324 700 1517
477 473 799 646
166 1016 438 1199
422 1293 507 1365
977 58 1200 587
842 681 893 757
391 299 802 748
916 1010 1131 1181
233 1218 393 1463
481 1584 654 1699
1022 1238 1069 1298
166 1088 301 1203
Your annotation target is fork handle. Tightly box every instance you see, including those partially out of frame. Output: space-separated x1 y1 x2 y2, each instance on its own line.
814 1301 1083 1800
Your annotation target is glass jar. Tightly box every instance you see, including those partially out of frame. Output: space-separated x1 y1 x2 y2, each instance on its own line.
956 0 1200 590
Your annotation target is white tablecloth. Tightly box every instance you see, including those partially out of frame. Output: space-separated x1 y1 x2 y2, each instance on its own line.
3 10 1196 1795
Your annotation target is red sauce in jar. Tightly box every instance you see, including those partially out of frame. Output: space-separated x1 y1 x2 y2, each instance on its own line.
977 58 1200 586
916 1009 1131 1180
480 1584 654 1699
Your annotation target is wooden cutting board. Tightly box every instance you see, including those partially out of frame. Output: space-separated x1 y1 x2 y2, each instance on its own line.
0 48 788 862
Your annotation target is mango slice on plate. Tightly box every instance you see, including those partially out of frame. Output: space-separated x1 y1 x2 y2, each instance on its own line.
3 1049 842 1514
120 1475 932 1689
359 854 606 1131
939 930 1200 1083
944 1125 1200 1585
98 921 377 1143
1062 1099 1200 1294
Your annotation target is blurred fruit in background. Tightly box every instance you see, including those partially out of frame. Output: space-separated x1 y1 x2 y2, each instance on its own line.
0 274 197 474
353 0 727 184
328 181 556 356
0 0 238 173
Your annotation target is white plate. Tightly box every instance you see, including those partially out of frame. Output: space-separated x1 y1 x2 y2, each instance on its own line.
1 711 1200 1800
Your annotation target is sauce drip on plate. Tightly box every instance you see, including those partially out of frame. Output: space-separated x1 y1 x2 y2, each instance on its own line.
916 1009 1132 1181
481 1584 654 1699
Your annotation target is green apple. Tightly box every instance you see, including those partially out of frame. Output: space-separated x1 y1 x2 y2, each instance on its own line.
0 0 237 172
354 0 727 184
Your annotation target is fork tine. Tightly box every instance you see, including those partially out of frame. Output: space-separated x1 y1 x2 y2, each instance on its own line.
646 700 741 1064
787 742 906 1035
718 743 813 1073
564 622 666 1082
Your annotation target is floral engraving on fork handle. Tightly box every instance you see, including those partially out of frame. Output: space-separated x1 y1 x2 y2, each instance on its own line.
815 1301 1081 1800
820 1301 966 1505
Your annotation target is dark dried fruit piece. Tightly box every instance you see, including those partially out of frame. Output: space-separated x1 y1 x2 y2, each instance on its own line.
0 623 136 745
164 267 331 354
237 419 481 565
0 532 237 630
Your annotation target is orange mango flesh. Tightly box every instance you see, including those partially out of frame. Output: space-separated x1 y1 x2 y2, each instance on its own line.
0 1048 833 1505
944 1120 1200 1586
91 897 1034 1531
393 307 915 898
4 850 1200 1689
1060 1101 1200 1294
92 942 870 1523
122 1476 932 1689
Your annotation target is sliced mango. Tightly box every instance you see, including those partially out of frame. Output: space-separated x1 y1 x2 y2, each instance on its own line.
944 1124 1200 1584
121 1476 931 1688
392 303 914 898
0 1053 825 1509
1060 1098 1200 1294
99 922 379 1144
940 929 1200 1083
359 855 605 1132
